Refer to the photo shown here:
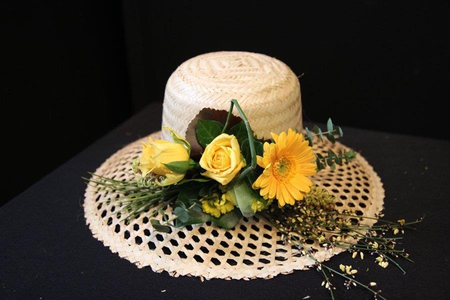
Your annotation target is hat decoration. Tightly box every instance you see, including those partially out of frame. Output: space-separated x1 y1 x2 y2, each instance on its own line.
83 51 422 299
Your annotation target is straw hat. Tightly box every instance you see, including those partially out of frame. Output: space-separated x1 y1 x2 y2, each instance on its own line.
84 51 384 279
161 51 302 141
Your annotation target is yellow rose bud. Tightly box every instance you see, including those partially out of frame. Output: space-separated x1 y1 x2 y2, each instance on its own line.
199 134 246 185
139 137 190 186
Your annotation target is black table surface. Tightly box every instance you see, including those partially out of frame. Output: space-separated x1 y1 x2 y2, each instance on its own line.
1 102 450 300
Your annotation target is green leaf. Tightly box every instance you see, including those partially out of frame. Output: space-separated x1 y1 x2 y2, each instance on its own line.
241 139 264 162
163 160 189 174
174 206 210 227
178 177 212 185
173 207 189 222
196 119 224 148
150 219 172 233
199 183 219 197
241 138 264 163
327 118 334 133
334 150 343 165
254 139 264 156
327 132 336 143
316 159 326 170
176 183 202 206
185 108 242 160
313 125 323 141
211 210 242 229
305 127 314 146
246 168 262 186
345 149 357 162
229 181 256 218
335 125 343 137
227 121 248 144
326 156 334 167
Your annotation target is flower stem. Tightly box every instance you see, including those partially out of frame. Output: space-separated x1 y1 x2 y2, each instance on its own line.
226 99 257 188
319 263 386 300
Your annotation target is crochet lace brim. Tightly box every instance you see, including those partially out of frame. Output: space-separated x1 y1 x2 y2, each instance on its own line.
83 131 384 280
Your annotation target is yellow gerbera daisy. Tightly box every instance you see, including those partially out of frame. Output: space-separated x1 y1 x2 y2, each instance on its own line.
252 128 317 207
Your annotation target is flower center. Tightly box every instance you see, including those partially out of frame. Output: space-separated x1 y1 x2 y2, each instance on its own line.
273 157 293 180
212 149 230 169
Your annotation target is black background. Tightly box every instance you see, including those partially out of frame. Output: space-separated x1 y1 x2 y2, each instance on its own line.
2 1 449 207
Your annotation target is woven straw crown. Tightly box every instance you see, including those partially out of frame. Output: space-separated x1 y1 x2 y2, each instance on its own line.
161 51 302 140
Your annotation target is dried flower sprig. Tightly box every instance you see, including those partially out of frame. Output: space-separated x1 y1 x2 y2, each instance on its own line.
261 185 423 299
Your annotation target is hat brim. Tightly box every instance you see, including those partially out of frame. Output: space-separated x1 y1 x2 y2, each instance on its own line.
84 131 384 280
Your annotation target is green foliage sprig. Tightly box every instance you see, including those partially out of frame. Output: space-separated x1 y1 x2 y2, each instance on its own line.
305 118 343 145
316 149 357 170
83 172 178 224
304 119 356 171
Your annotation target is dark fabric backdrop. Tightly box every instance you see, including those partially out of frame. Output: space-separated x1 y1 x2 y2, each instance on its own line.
2 1 449 207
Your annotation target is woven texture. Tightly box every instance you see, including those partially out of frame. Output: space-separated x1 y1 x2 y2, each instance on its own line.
161 51 302 141
84 131 384 280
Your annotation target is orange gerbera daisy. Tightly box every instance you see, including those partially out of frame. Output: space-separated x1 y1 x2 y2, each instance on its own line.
252 128 317 207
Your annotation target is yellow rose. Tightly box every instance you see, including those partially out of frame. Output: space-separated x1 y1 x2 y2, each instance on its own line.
139 136 190 186
199 134 246 185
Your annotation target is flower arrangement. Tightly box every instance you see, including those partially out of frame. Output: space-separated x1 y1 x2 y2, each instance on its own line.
86 99 422 299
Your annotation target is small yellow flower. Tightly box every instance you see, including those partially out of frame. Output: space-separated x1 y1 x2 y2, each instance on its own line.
376 256 389 268
251 198 266 212
201 193 235 218
253 129 317 207
317 235 326 243
200 134 246 185
139 134 190 186
339 264 357 275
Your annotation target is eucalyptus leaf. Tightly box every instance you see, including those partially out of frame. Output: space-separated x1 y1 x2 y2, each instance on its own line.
336 125 343 137
345 149 357 162
327 118 334 133
150 219 172 233
313 125 323 141
305 127 314 146
211 210 242 229
173 207 189 222
334 151 343 165
174 206 210 227
327 132 336 143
